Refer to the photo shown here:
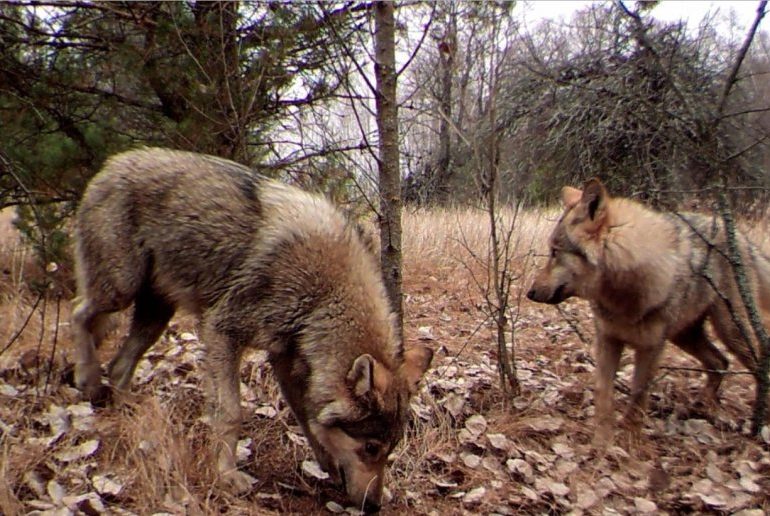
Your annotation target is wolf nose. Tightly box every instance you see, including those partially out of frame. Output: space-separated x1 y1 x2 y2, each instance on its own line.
526 288 536 300
362 500 381 514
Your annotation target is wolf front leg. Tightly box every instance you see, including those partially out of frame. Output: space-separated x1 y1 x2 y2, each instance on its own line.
202 325 254 494
72 297 113 404
593 334 623 448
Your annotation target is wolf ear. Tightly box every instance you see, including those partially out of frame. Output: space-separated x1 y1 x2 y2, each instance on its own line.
581 178 607 222
399 346 433 394
561 186 583 209
347 354 375 397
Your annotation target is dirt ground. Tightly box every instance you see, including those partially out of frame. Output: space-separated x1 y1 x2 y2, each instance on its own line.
0 207 768 515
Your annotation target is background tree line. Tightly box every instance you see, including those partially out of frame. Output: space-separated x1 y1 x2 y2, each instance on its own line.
3 1 769 261
403 1 770 209
0 0 767 301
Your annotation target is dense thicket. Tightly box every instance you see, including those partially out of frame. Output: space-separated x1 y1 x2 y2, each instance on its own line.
0 1 360 267
403 2 770 208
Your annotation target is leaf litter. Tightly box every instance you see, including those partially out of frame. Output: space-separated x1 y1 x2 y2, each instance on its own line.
0 278 768 514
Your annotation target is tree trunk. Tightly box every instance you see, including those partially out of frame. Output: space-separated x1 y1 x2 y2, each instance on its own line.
373 1 403 338
434 5 456 203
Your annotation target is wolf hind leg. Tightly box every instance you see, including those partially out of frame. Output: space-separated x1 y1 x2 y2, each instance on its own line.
671 322 729 407
108 285 174 391
709 301 758 373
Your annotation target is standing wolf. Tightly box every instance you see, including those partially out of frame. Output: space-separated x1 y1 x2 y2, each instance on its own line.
527 178 767 443
72 148 432 512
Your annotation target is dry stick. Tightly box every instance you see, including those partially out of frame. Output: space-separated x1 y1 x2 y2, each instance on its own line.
717 189 770 436
34 293 48 399
44 294 62 395
712 0 769 437
0 291 44 357
659 365 752 376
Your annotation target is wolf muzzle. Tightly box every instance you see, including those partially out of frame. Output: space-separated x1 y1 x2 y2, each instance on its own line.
526 283 567 304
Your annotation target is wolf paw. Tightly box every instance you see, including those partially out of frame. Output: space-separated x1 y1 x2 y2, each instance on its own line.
219 470 257 494
74 362 102 392
591 423 614 452
75 363 112 407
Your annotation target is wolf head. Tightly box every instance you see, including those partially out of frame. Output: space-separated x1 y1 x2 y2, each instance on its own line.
527 178 609 305
273 343 433 513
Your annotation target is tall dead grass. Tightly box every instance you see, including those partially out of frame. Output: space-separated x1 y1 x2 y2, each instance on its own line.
401 205 558 293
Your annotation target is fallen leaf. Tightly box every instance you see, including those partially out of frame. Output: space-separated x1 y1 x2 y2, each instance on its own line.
417 326 436 340
738 476 760 493
442 392 465 417
47 480 65 505
506 459 533 481
697 492 727 507
464 414 487 438
576 486 598 509
0 384 18 396
236 438 253 462
704 462 723 483
461 452 481 469
535 477 569 497
55 439 99 462
487 433 512 453
63 493 106 513
634 497 657 513
92 474 123 496
481 456 503 475
462 486 486 505
254 405 277 418
526 416 563 433
520 485 539 501
431 478 459 490
551 442 573 458
595 477 616 497
732 510 765 516
301 459 329 480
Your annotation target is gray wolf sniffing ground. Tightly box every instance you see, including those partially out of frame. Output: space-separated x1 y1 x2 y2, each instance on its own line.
71 147 433 513
527 178 767 444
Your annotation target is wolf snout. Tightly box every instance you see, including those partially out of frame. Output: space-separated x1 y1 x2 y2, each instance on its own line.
527 283 567 304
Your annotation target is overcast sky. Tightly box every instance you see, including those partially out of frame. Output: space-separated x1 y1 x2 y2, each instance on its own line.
521 1 763 33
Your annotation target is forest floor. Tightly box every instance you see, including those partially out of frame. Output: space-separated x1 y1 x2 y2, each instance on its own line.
0 207 769 515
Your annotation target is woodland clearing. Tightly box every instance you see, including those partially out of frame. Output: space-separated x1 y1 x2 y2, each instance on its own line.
0 206 768 515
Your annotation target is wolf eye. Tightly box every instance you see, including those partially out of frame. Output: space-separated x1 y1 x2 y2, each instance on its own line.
364 442 380 457
550 248 558 258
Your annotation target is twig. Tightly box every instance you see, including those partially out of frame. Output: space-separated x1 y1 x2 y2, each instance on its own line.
45 294 62 395
34 293 48 398
658 365 754 376
0 291 44 358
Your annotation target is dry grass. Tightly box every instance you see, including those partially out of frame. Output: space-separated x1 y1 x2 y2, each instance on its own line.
1 204 769 515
